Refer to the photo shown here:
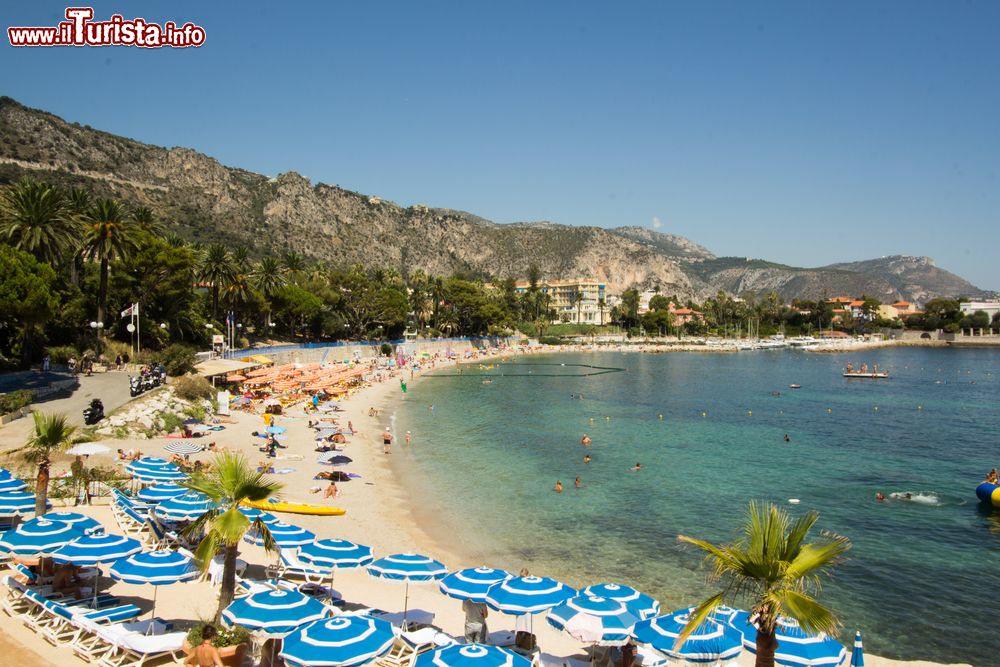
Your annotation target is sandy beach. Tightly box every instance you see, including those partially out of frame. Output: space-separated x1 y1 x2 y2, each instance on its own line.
0 347 974 667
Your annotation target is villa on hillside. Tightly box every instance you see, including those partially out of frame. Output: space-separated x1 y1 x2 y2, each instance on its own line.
514 278 609 325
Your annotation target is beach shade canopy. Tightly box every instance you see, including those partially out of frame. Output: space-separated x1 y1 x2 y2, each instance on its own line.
125 458 188 482
281 615 396 667
0 518 86 555
547 595 641 646
850 631 864 667
222 589 330 634
485 575 577 615
243 521 316 548
237 506 279 524
317 453 353 466
439 567 512 603
41 511 102 534
367 553 448 582
66 442 112 456
633 608 743 664
154 491 215 521
137 483 188 503
0 491 49 517
266 425 287 434
414 644 531 667
730 613 846 667
125 456 172 471
0 468 11 480
0 477 28 493
581 583 660 621
163 441 203 455
109 549 199 585
51 532 143 566
226 374 246 383
298 538 373 571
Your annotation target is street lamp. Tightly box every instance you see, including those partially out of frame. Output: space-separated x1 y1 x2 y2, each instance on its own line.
159 323 167 329
89 321 104 356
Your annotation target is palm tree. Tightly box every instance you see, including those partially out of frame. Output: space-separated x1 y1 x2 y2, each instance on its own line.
19 412 76 516
677 501 851 667
597 297 607 326
282 251 306 283
182 453 282 620
0 178 79 266
199 244 233 320
253 257 287 327
81 198 141 329
131 206 163 236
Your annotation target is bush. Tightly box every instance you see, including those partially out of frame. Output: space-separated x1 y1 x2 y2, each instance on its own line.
103 340 132 362
380 342 393 356
160 412 184 434
0 389 34 415
186 623 251 648
172 375 214 401
538 336 564 345
183 402 207 422
45 345 79 364
161 344 197 376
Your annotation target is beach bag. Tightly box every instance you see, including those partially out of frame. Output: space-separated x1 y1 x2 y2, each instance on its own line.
514 631 536 651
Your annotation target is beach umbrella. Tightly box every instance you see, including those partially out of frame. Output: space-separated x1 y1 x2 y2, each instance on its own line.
266 426 287 434
280 615 395 667
485 575 577 615
633 608 743 665
66 442 111 456
850 631 864 667
136 483 188 503
126 456 172 471
223 589 329 634
439 567 511 603
547 595 641 646
581 583 660 620
0 477 28 493
317 453 353 465
238 506 279 523
414 644 531 667
0 468 12 480
299 538 373 570
51 532 143 605
243 521 315 548
730 613 846 667
109 549 199 618
182 418 202 425
41 511 101 534
163 441 203 455
0 518 86 555
125 458 187 482
368 553 448 628
154 491 215 521
0 491 49 517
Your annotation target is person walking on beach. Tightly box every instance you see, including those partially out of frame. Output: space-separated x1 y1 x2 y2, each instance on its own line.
462 598 489 643
405 431 411 446
382 427 393 454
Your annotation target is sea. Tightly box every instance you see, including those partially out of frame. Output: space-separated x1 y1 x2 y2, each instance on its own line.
389 347 1000 666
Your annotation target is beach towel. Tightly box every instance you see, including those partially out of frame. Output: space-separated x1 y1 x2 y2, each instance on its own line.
273 468 295 474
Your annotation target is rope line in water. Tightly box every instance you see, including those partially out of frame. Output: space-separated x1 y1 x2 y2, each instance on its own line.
429 362 626 377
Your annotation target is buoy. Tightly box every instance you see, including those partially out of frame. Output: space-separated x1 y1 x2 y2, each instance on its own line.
658 414 663 420
747 410 752 416
605 416 610 421
917 405 923 410
874 406 879 411
788 499 801 504
701 411 707 417
827 408 832 413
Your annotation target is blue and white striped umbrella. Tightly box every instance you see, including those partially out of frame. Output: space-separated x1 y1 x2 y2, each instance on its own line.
154 491 215 521
125 457 188 482
137 483 188 503
0 468 12 480
633 608 743 664
51 532 143 566
238 506 279 524
730 613 846 667
414 644 531 667
223 589 329 634
41 511 102 534
125 457 171 472
485 576 577 615
0 519 86 555
280 615 395 667
244 521 316 548
163 441 203 455
0 491 46 517
0 477 27 493
439 567 512 603
547 595 641 646
850 631 864 667
367 553 448 582
299 538 373 571
581 583 661 620
109 549 199 585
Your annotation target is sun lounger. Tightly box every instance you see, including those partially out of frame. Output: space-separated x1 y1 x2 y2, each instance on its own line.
277 548 328 583
38 598 143 644
74 617 186 667
377 627 448 667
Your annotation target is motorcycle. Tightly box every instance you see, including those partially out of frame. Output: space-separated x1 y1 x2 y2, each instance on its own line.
82 399 104 425
129 375 143 397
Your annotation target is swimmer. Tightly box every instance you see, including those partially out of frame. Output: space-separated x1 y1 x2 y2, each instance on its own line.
583 454 591 464
574 477 581 489
631 463 642 472
581 434 591 446
554 480 563 493
784 434 790 443
875 491 885 502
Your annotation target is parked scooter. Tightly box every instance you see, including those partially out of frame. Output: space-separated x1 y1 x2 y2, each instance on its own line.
129 375 143 397
83 398 104 425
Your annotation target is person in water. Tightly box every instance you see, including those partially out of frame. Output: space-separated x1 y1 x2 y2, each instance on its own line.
581 434 591 446
784 434 791 442
631 463 642 472
554 480 563 493
186 625 224 667
984 468 999 484
875 491 886 502
574 477 581 489
583 454 592 464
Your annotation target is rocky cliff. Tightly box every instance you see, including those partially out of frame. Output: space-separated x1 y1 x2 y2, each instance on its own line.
0 96 989 303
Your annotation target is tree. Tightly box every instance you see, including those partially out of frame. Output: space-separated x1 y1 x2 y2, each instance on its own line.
253 257 287 326
678 501 851 667
620 289 640 329
597 297 607 326
0 178 79 266
182 453 282 621
649 295 671 312
81 199 141 331
20 412 76 516
0 245 59 365
199 244 233 320
572 289 584 325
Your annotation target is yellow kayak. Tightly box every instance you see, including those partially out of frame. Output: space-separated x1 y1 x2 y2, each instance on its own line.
241 499 346 516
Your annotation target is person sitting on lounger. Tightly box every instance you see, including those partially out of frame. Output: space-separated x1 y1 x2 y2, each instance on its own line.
52 563 85 598
186 625 224 667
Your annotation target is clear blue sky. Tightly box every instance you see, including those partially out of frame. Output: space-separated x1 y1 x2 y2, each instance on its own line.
3 1 998 289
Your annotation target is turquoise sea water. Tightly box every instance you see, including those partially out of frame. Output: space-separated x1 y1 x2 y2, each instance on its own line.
389 348 1000 666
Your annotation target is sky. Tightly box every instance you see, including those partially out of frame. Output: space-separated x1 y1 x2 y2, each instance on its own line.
2 1 998 289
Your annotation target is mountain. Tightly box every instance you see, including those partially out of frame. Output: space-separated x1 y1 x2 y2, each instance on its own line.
0 96 990 304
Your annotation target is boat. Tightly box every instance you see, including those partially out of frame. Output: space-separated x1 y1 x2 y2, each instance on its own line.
977 482 1000 508
788 384 801 389
241 498 346 516
843 371 890 379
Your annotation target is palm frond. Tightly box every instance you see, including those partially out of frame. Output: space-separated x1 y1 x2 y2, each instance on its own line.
783 536 851 582
193 531 220 574
675 591 724 650
771 589 841 637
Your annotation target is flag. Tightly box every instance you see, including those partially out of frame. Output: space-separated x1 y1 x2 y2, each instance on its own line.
121 303 135 318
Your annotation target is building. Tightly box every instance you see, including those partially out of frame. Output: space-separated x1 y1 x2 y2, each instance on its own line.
959 300 1000 320
514 279 608 325
669 306 704 326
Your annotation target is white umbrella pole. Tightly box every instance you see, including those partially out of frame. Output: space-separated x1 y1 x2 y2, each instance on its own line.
150 584 158 620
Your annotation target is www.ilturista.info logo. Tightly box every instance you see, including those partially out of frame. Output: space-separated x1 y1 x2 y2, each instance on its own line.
7 7 205 48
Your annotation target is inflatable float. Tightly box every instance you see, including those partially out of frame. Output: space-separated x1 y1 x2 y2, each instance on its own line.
975 483 1000 508
241 498 346 516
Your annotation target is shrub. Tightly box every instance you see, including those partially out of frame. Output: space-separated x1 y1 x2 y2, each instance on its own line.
380 342 393 356
161 344 197 376
45 345 79 364
186 623 251 648
0 389 34 415
538 336 563 345
173 375 214 402
103 340 132 362
160 412 184 434
183 403 207 422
